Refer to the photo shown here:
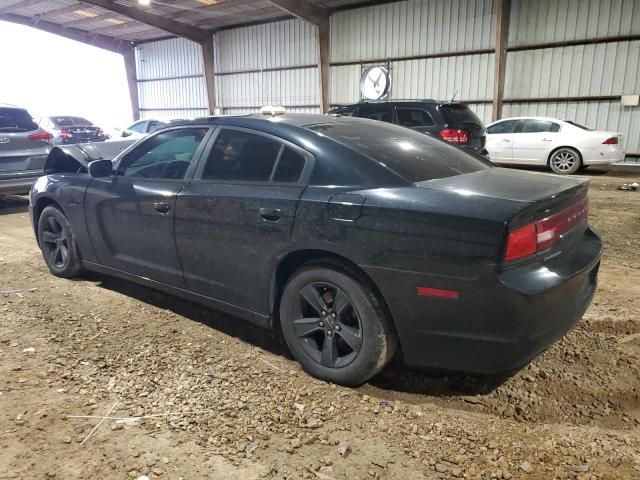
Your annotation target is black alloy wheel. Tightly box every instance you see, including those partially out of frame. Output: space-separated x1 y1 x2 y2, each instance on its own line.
293 282 363 368
280 264 396 386
40 216 70 269
37 206 83 278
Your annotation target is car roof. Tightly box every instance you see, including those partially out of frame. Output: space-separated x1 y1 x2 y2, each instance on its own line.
491 116 562 123
171 113 339 129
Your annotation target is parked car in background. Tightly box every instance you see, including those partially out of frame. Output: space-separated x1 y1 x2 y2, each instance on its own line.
328 100 487 156
486 117 624 175
116 119 167 139
30 113 601 386
0 105 52 195
39 116 106 145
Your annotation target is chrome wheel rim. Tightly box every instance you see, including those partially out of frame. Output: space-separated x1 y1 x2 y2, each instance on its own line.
292 282 363 368
41 217 69 269
551 150 577 172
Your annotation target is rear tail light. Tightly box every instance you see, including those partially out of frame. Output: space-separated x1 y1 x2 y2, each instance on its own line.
439 128 469 145
504 198 589 262
60 128 72 138
602 137 618 144
28 131 54 143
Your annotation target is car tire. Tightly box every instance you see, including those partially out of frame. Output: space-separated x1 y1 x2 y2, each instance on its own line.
280 263 397 386
37 206 83 278
549 147 581 175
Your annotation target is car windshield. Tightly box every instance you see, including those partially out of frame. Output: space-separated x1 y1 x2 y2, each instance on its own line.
0 107 38 132
51 116 93 127
305 119 493 183
564 120 592 130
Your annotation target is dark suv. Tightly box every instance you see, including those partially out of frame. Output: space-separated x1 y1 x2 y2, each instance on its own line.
329 100 487 156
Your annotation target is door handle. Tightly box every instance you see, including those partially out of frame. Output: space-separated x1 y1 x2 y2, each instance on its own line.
259 207 282 221
153 201 171 214
542 138 553 142
501 139 511 142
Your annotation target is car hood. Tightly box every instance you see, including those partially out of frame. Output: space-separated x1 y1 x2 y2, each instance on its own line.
44 139 135 174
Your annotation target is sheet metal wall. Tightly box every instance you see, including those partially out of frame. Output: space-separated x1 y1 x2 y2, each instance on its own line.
214 19 320 111
506 0 640 153
132 0 638 153
135 37 208 120
330 0 495 108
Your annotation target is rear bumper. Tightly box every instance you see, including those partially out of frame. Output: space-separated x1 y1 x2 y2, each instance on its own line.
583 146 625 165
0 171 41 195
364 227 602 374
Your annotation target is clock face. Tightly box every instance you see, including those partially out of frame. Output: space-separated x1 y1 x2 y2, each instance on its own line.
360 66 391 100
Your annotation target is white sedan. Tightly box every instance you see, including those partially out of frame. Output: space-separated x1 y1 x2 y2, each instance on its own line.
485 117 625 174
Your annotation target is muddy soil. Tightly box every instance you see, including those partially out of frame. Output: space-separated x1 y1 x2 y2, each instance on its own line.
1 170 639 479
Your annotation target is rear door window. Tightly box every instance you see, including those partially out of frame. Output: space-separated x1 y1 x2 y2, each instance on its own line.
522 119 560 133
272 147 306 182
200 129 309 184
396 108 435 127
202 129 282 182
0 108 38 132
487 120 520 134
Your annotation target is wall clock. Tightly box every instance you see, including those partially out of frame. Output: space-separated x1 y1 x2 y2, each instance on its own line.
360 66 391 100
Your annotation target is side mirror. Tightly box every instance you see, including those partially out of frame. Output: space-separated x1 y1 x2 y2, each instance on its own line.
121 130 132 137
88 159 113 178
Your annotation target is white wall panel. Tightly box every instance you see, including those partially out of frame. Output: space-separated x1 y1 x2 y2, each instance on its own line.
140 109 208 120
224 106 321 115
505 41 640 98
503 101 640 153
214 19 317 72
213 19 320 110
138 77 207 109
216 67 320 108
135 37 204 79
331 53 494 105
331 0 495 63
509 0 640 46
135 37 208 119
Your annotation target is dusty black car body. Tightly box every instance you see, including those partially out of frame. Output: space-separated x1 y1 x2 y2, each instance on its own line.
30 114 602 383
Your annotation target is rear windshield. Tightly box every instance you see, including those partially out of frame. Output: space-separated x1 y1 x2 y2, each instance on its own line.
51 116 93 127
439 104 483 126
0 107 38 132
305 119 492 183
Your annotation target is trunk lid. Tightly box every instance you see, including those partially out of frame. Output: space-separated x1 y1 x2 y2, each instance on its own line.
417 168 590 263
62 126 103 143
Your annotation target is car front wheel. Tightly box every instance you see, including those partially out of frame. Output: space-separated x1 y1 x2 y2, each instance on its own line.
549 147 581 175
37 205 83 278
280 263 396 386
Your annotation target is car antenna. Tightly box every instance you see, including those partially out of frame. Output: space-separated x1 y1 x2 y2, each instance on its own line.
450 90 459 102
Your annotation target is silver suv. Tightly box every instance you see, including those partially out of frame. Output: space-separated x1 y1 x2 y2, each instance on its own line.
0 105 53 195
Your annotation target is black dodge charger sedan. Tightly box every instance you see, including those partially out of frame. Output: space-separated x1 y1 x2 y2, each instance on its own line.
30 113 602 386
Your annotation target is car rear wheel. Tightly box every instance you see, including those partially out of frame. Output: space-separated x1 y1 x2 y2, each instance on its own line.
280 264 396 386
37 206 83 278
549 147 581 175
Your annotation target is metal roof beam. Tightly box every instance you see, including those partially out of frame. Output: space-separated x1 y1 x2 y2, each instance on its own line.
0 12 127 52
268 0 328 26
0 0 46 14
77 0 210 42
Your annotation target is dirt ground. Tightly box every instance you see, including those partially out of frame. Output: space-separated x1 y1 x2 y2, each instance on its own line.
1 169 639 480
